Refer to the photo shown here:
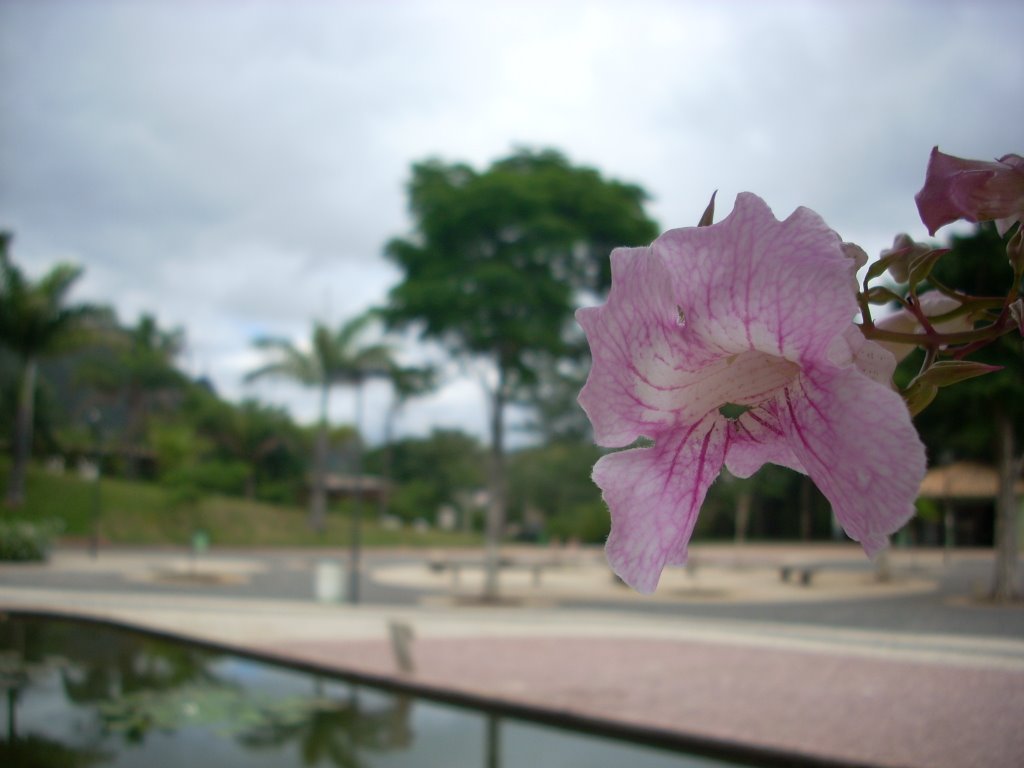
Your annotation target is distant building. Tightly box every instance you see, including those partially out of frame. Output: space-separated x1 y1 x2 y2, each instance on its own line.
311 473 389 506
915 462 1024 547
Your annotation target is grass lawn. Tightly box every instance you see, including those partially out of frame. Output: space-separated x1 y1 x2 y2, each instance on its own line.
1 459 481 549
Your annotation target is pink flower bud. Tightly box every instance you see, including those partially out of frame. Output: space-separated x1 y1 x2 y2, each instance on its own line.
879 233 932 284
915 147 1024 236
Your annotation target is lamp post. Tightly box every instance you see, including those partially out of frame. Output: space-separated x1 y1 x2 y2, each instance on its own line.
87 408 102 559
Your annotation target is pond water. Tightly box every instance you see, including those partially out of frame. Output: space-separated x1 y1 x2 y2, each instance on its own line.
0 614 754 768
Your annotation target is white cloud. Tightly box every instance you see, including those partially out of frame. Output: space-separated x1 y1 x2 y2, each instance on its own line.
2 0 1021 446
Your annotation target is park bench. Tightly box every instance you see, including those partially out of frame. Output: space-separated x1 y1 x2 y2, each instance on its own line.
428 556 550 587
778 564 817 586
779 560 874 586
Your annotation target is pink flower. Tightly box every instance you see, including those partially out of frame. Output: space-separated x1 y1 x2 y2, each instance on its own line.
576 194 925 593
915 147 1024 236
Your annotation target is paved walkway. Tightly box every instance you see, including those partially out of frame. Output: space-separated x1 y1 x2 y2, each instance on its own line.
2 545 1023 767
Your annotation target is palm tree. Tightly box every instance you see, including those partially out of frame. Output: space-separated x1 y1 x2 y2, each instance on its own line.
1 233 97 506
246 312 395 538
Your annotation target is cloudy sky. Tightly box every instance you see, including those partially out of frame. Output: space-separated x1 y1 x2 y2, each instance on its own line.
2 0 1021 445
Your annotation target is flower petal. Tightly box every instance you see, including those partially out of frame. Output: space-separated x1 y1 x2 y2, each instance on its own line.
597 414 727 593
724 406 805 478
722 326 895 481
576 247 687 447
655 193 859 364
638 350 799 425
828 325 896 385
777 367 926 556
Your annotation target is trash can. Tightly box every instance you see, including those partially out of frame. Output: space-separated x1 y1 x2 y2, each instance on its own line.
314 560 344 603
191 529 210 555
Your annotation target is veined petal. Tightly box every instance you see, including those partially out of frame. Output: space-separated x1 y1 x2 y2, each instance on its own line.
597 414 727 593
724 405 805 478
778 367 926 556
654 193 859 364
723 327 893 481
639 350 799 424
828 325 896 385
577 246 707 447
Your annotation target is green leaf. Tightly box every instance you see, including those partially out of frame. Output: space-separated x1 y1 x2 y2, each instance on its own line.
903 361 1001 417
1007 226 1023 280
864 251 906 283
902 380 939 417
1010 298 1023 336
907 249 946 289
864 286 904 305
912 360 1003 389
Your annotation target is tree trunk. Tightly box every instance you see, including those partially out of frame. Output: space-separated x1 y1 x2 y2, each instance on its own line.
799 476 813 541
378 402 398 521
482 371 507 601
5 358 37 507
310 384 329 533
348 381 365 605
943 501 955 566
734 491 751 547
991 412 1021 602
124 386 145 479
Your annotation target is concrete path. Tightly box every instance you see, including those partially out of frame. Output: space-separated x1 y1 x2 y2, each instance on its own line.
2 545 1023 768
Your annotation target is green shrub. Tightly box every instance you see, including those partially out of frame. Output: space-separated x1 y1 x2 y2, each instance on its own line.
162 460 250 505
547 501 610 544
387 480 439 523
255 479 299 506
186 460 250 495
0 519 63 561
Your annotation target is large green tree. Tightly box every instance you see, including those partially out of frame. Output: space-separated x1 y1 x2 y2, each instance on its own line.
247 312 395 600
184 391 303 501
507 440 605 542
77 313 188 477
0 233 97 506
384 148 658 597
901 223 1024 600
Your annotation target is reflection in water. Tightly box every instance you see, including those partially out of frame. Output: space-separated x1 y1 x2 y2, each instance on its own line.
0 616 410 767
0 614 744 768
1 618 111 766
487 714 501 768
238 686 414 768
2 734 109 768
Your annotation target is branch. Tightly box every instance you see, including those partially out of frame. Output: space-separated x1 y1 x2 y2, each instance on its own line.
858 315 1018 349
